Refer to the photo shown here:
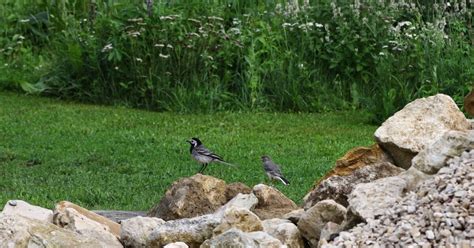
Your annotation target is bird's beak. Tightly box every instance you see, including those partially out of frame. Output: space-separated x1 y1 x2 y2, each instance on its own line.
186 140 191 144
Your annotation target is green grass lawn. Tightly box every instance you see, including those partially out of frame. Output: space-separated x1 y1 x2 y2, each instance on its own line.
0 92 377 211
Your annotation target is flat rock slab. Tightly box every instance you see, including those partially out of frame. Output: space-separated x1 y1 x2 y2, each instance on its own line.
93 210 147 223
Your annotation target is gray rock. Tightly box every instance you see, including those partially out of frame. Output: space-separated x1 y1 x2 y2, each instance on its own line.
213 207 263 236
318 222 342 248
303 162 404 208
214 193 258 218
262 218 304 248
398 167 431 192
147 174 228 221
347 176 406 221
121 216 165 247
297 199 346 247
374 94 470 169
282 209 304 224
413 130 474 174
146 214 220 247
252 184 298 220
0 213 119 247
1 200 53 223
163 242 189 248
201 228 283 248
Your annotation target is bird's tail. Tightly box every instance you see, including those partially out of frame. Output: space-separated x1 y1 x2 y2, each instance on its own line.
216 159 238 167
277 176 290 185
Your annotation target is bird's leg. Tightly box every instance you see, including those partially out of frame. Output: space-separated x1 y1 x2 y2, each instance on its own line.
198 164 205 174
201 163 208 173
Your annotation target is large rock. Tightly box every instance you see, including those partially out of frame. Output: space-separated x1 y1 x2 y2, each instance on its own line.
464 88 474 116
317 222 342 248
164 242 189 248
148 174 251 221
129 194 258 248
53 201 121 238
303 161 404 208
262 218 305 248
283 209 305 225
201 228 283 248
412 130 474 174
1 200 53 223
214 193 258 218
213 207 263 236
252 184 298 220
53 206 122 247
374 94 470 169
312 144 393 184
146 214 220 247
297 200 346 247
0 213 119 247
121 216 165 247
398 167 431 192
346 176 406 221
225 182 252 201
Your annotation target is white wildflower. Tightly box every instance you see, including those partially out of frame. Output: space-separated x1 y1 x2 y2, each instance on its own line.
128 18 143 22
128 31 140 37
166 44 173 49
398 21 412 27
208 16 224 22
154 44 165 48
187 18 201 24
159 53 170 59
207 56 214 60
101 43 113 52
114 66 119 70
315 23 323 28
136 58 143 62
19 19 30 23
232 18 241 26
379 52 385 56
160 15 180 21
229 27 241 35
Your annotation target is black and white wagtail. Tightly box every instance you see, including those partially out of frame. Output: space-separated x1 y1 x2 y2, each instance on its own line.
187 137 234 173
261 155 290 185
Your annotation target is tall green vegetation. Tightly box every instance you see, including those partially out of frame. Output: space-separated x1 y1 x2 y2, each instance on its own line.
1 0 472 122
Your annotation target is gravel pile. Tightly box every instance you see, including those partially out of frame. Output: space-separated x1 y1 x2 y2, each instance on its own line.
327 150 474 248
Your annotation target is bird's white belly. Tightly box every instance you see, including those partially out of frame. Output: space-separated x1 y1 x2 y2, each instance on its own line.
193 154 213 164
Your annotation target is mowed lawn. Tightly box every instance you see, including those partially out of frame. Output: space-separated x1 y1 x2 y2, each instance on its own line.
0 92 377 211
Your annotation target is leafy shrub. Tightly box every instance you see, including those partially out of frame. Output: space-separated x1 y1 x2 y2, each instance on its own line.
0 0 472 122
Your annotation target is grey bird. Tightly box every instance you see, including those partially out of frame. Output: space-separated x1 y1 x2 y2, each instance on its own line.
261 155 290 185
187 137 234 173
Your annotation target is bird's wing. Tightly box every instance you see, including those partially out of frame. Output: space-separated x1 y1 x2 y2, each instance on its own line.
264 161 282 174
195 145 224 161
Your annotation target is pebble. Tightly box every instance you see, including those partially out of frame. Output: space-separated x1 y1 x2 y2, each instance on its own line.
439 229 451 237
8 200 17 206
425 230 435 240
454 190 467 197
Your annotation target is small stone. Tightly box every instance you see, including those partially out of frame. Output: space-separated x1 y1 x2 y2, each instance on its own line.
454 190 467 198
401 223 412 231
407 206 416 214
433 212 443 218
465 229 474 238
439 229 451 237
8 200 17 206
459 240 471 248
426 230 435 240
